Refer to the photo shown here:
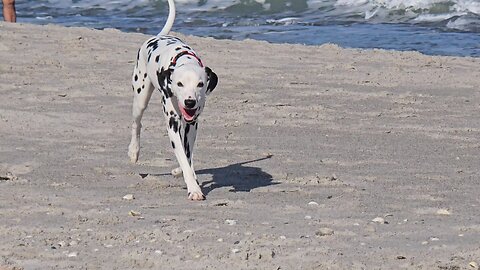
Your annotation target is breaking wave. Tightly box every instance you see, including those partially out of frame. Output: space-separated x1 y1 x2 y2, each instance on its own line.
16 0 480 56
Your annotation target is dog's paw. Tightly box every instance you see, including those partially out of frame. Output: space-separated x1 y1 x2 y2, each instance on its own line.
171 167 183 178
188 191 205 201
128 143 139 163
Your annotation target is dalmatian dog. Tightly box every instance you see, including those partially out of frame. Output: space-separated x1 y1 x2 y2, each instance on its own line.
128 0 218 200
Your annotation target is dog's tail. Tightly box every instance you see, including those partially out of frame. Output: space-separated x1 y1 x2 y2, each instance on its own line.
159 0 176 35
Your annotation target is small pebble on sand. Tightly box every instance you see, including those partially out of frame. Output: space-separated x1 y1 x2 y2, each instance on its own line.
67 252 77 257
225 219 237 225
316 227 334 236
123 194 135 200
372 217 385 224
128 210 141 217
436 209 451 215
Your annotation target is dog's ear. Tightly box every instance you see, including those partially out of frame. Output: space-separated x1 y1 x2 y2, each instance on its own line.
157 68 173 98
205 67 218 95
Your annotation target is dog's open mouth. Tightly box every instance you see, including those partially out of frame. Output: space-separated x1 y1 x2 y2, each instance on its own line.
179 105 197 122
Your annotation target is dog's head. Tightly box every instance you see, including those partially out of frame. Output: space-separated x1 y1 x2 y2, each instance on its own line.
159 64 218 123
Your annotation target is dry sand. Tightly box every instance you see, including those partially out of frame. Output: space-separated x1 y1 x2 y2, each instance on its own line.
1 22 480 269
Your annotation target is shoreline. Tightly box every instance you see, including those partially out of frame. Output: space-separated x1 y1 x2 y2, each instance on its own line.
1 22 479 269
9 19 480 58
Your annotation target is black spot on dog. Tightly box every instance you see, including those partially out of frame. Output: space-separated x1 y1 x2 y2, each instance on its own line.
144 73 147 78
171 141 175 149
142 85 145 89
146 39 159 62
184 45 191 50
134 75 138 81
185 144 191 159
169 117 179 133
185 123 190 136
137 88 141 94
165 86 173 98
155 55 160 63
184 124 192 161
187 56 191 60
146 38 158 50
157 68 173 98
169 111 174 116
135 49 140 68
175 47 181 51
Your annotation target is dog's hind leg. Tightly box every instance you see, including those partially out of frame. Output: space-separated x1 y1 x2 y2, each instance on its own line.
128 49 154 163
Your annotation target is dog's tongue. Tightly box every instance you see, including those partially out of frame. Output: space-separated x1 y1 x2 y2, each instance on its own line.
179 104 196 122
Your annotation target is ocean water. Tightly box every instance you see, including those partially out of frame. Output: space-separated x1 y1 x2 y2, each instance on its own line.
16 0 480 57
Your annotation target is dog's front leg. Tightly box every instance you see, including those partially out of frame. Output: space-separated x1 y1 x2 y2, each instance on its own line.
172 122 198 177
164 110 204 200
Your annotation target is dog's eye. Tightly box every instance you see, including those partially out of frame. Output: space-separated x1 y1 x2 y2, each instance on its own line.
197 82 204 88
177 82 184 87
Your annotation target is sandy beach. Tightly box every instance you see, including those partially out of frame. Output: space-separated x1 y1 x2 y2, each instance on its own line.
1 22 480 269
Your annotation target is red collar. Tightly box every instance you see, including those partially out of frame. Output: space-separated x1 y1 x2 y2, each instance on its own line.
171 51 204 67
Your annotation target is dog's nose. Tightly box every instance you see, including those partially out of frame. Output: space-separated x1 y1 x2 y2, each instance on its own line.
184 99 197 109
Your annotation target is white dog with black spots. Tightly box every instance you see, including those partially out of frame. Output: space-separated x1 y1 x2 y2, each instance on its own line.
128 0 218 200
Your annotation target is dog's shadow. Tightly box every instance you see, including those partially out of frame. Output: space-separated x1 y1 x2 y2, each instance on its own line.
139 155 276 195
198 155 277 195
